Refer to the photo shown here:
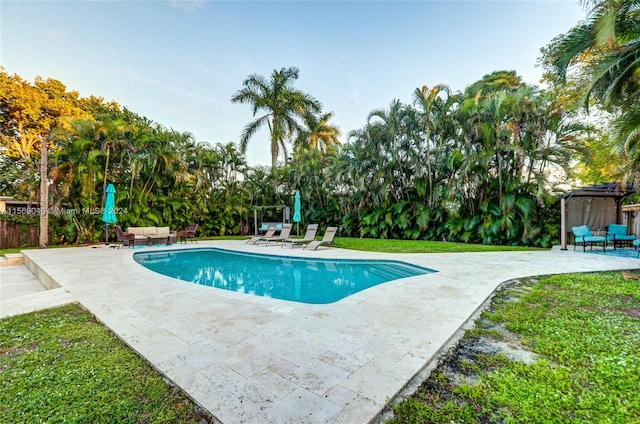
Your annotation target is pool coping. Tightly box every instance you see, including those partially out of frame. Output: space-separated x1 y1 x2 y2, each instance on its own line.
18 241 640 423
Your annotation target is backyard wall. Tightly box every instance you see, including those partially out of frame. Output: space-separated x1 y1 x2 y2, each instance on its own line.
0 221 40 249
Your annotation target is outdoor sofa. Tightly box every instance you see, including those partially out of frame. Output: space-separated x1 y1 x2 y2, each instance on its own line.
127 226 176 245
257 222 285 235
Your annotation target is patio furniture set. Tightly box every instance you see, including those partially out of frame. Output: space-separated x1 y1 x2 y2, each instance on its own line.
571 223 639 254
111 221 337 251
113 224 198 248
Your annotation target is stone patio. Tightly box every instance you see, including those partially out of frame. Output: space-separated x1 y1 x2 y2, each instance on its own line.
1 241 638 423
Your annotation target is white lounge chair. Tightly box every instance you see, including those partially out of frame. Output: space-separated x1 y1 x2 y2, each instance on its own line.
282 224 318 248
257 224 293 246
304 226 338 251
246 226 276 245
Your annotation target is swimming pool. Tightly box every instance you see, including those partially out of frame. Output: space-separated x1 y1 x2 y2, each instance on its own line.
133 248 436 304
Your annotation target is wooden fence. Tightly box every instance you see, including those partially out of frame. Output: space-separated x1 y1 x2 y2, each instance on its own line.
0 221 41 249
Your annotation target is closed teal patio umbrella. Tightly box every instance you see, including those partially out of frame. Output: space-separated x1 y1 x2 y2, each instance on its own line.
293 191 301 235
101 184 117 245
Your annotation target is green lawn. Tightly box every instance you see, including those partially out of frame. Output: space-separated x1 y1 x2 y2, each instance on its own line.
1 236 542 258
0 304 212 423
387 271 640 423
332 237 543 253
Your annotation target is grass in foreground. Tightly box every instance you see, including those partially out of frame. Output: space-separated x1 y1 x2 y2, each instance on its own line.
0 304 212 423
388 271 640 423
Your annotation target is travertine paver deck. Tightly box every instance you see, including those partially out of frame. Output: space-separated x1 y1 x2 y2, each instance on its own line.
3 242 639 423
0 264 75 317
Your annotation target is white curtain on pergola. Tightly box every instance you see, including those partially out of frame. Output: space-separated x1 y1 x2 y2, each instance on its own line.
566 197 617 232
252 205 290 235
560 183 634 250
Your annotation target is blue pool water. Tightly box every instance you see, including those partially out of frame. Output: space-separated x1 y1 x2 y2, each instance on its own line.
133 248 436 304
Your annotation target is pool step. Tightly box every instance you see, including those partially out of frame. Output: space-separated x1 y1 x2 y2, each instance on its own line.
0 253 25 267
367 263 424 280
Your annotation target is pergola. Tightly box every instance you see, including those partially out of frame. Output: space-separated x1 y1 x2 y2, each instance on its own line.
252 205 290 235
560 182 637 250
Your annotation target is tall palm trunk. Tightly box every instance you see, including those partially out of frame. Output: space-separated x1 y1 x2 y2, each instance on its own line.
102 148 110 207
271 136 279 171
39 136 48 248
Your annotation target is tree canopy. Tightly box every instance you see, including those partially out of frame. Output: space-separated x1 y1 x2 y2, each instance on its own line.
1 64 596 247
542 0 640 182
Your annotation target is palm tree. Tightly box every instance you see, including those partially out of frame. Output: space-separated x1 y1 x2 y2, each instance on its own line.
295 111 341 152
547 0 640 109
545 0 640 178
96 117 131 206
50 120 104 243
412 84 452 207
365 99 420 205
39 134 48 248
231 66 322 171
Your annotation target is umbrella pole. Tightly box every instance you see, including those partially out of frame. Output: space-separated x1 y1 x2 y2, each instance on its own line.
105 224 109 245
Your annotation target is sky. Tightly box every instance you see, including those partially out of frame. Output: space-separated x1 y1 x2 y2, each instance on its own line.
1 0 588 166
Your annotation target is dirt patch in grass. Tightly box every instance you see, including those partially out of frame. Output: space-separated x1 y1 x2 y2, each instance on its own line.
380 272 640 423
428 279 542 387
377 278 540 422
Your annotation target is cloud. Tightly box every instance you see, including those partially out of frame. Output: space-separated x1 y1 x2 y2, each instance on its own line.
167 0 207 13
46 28 68 39
124 69 221 106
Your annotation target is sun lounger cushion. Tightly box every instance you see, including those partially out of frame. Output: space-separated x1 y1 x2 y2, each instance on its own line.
127 227 149 241
142 227 158 235
128 226 173 236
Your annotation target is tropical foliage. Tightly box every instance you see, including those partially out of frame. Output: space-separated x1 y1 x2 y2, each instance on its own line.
1 64 589 247
542 0 640 182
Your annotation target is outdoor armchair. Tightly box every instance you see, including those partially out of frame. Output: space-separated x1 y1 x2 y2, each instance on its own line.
113 225 135 248
179 223 198 244
606 224 637 249
571 225 606 252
